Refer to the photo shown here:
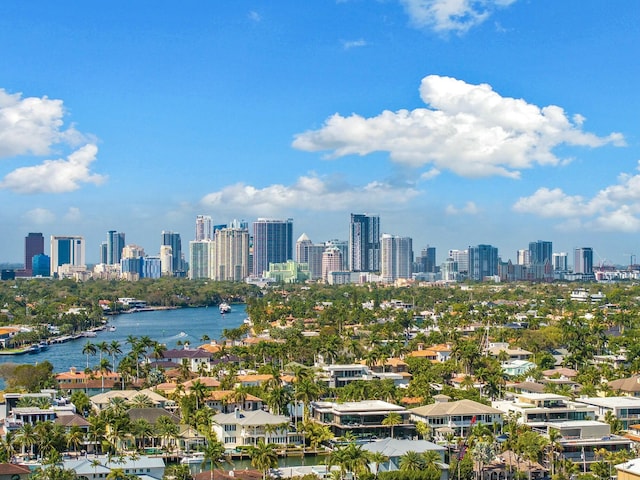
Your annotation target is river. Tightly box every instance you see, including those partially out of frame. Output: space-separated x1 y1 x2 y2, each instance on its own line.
0 305 248 374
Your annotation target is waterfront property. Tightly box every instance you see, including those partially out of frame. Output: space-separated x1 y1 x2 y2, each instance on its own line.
63 454 165 479
362 438 448 479
211 409 301 450
310 400 414 440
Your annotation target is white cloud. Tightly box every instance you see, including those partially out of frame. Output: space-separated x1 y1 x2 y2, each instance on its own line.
513 162 640 232
24 208 55 225
445 201 479 215
0 144 106 194
293 75 624 178
342 39 368 50
399 0 517 34
64 207 82 222
200 174 420 216
0 89 85 158
420 168 440 180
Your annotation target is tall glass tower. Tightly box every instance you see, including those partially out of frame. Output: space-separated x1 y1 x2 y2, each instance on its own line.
252 218 293 277
24 232 44 275
349 213 380 272
161 231 183 275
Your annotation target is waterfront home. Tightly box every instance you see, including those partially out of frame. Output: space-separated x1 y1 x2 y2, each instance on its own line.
310 400 414 440
90 389 175 411
409 398 503 438
362 438 448 479
204 390 264 413
576 396 640 430
211 409 301 449
493 393 597 427
235 374 274 388
0 463 30 480
56 367 122 394
319 364 374 389
485 342 533 361
608 375 640 397
159 348 213 373
501 359 536 377
616 458 640 480
407 344 452 362
63 454 165 479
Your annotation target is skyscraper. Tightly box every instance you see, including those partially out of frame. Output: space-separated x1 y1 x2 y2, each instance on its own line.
296 233 324 280
349 213 380 272
380 234 413 283
195 215 213 241
252 218 293 277
161 231 183 275
106 230 126 265
214 227 250 281
417 246 436 273
528 240 553 280
24 233 44 275
189 240 214 280
50 235 85 277
322 246 343 283
325 239 349 270
468 244 498 281
574 247 593 274
449 249 469 275
552 252 568 271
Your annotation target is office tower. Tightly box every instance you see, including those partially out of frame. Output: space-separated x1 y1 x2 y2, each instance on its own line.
142 256 162 279
325 239 349 270
195 215 213 241
296 233 324 280
441 256 458 282
552 252 568 271
468 244 498 281
24 233 44 275
50 235 85 277
574 247 594 274
161 231 183 274
381 234 413 282
229 219 249 230
349 213 381 272
32 254 50 277
99 242 108 264
416 246 436 273
322 246 343 283
252 218 293 277
122 244 145 259
449 249 469 275
160 245 173 276
214 227 250 281
106 230 126 265
528 240 553 280
189 240 214 280
516 249 530 266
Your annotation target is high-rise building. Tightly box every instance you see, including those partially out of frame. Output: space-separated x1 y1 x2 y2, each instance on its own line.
189 240 214 280
161 231 183 275
528 240 553 280
252 218 293 277
142 256 162 279
516 249 530 266
416 246 436 273
349 213 380 272
468 244 498 281
195 215 213 241
296 233 324 280
106 230 126 265
325 239 349 270
50 235 85 277
160 245 173 276
381 234 413 283
441 256 458 282
32 254 50 277
214 227 250 281
574 247 593 274
552 252 568 271
24 233 44 275
322 246 343 283
449 249 469 275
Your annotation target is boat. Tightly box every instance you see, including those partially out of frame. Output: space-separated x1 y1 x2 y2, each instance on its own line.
178 331 187 337
219 302 231 314
108 325 117 332
180 452 205 465
82 331 97 338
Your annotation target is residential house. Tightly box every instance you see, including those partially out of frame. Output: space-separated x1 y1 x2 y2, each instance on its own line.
576 396 640 430
63 454 165 479
409 398 503 438
90 389 175 412
158 348 212 373
204 391 264 413
56 367 122 394
0 463 30 480
609 376 640 397
616 458 640 480
362 438 448 479
310 400 414 440
211 409 301 450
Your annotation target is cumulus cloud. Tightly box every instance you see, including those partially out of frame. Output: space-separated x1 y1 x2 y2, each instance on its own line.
342 39 368 50
200 174 420 216
445 201 479 215
0 89 85 158
513 163 640 232
399 0 517 34
293 75 624 178
24 208 55 225
0 144 106 193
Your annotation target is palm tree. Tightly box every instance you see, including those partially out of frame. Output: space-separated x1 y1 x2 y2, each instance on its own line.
15 423 37 457
250 440 279 480
66 425 86 455
131 418 154 450
399 451 425 471
99 357 113 392
201 438 226 479
109 340 122 371
368 451 389 479
382 412 403 439
190 379 209 410
83 341 97 369
130 393 153 409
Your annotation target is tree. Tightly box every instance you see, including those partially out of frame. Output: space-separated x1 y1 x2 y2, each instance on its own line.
201 438 226 479
382 412 403 439
250 440 279 480
163 464 194 480
16 423 37 457
66 425 86 454
368 451 389 480
83 341 97 369
399 451 424 471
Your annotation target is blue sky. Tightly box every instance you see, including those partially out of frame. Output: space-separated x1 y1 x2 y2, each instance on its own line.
1 1 639 266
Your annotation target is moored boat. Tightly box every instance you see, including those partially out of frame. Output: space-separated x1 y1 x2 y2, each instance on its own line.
219 302 231 314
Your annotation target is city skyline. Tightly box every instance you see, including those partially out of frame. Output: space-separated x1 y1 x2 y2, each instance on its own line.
1 2 639 264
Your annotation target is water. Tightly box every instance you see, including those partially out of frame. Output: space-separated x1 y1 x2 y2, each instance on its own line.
0 305 247 374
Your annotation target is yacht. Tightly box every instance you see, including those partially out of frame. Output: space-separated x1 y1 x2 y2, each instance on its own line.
219 302 231 314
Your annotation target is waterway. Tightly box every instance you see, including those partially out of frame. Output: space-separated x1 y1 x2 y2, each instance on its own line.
0 305 248 374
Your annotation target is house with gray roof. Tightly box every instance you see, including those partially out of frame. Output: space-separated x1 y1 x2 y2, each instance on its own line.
211 409 302 449
362 438 448 479
63 454 165 480
410 398 503 438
